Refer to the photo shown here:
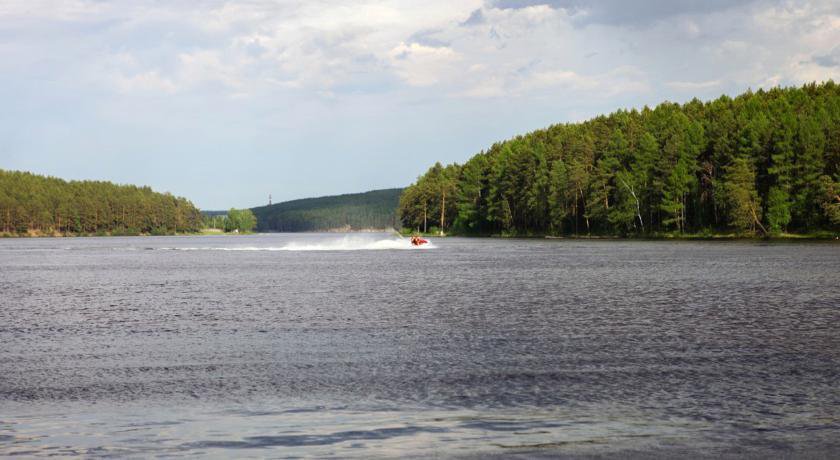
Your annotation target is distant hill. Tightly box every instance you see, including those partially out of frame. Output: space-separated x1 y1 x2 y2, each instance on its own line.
251 188 402 232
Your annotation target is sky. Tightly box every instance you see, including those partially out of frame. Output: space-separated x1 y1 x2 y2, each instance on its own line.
1 0 839 209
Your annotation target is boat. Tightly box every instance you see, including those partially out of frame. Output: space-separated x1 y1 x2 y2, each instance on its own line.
410 236 428 246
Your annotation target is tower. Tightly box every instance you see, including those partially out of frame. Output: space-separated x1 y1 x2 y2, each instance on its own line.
269 194 272 206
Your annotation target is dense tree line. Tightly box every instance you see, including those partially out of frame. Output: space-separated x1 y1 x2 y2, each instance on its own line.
0 170 203 235
400 82 840 236
203 209 257 233
202 210 228 231
225 209 257 232
252 189 401 232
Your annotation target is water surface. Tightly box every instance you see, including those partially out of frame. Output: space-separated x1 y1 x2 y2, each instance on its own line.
1 234 839 457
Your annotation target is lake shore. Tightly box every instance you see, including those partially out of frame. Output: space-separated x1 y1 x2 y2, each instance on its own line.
5 228 839 240
0 229 253 238
399 229 840 240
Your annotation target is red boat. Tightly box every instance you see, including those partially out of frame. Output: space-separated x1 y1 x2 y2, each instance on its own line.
410 236 428 246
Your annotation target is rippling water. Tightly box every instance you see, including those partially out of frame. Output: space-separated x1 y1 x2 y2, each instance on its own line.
1 233 839 458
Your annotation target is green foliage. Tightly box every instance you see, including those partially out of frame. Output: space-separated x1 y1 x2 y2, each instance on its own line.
253 189 401 232
818 174 840 225
766 187 791 233
398 163 459 233
454 154 491 232
400 81 840 236
201 211 228 230
0 169 203 235
225 208 257 232
548 159 568 234
723 157 762 233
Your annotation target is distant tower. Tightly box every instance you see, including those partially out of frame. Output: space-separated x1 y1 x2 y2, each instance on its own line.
269 194 272 206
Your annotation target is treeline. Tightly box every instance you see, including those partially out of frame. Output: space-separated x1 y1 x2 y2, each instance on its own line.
202 208 257 233
400 82 840 236
0 169 203 236
252 188 401 232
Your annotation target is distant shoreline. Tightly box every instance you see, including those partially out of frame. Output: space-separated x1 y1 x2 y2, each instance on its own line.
399 230 840 241
4 228 838 240
0 229 252 238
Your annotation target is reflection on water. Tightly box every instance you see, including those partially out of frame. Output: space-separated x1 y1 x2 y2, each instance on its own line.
1 233 839 457
2 403 714 457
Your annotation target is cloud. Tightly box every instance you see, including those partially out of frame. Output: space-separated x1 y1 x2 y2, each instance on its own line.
389 42 460 86
407 29 450 48
115 70 178 93
459 64 649 100
461 9 486 26
490 0 760 27
526 70 596 90
666 79 723 91
10 0 832 102
812 47 840 67
3 0 840 209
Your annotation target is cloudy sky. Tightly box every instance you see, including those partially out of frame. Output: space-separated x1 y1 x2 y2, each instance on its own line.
1 0 839 209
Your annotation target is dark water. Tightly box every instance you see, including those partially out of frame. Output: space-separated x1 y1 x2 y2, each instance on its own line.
1 234 839 458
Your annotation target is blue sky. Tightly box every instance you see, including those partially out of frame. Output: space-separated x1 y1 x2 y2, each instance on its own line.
1 0 839 209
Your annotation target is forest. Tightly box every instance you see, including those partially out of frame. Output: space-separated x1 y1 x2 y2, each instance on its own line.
252 188 402 232
400 82 840 237
0 170 203 236
202 208 258 233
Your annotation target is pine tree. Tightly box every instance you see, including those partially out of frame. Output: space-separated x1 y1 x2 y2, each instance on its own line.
723 156 765 234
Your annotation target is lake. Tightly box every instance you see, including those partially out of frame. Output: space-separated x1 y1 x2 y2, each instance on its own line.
1 233 839 458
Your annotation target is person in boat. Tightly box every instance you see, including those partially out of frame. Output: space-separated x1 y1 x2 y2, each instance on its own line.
410 235 427 246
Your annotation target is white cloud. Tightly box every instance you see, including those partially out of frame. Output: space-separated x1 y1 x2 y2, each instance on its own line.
177 50 247 91
115 70 178 94
461 76 506 98
389 42 460 86
4 0 840 208
666 80 723 91
525 70 598 91
11 0 834 103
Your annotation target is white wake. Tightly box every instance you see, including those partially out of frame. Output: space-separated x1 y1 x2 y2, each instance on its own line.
161 235 435 252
